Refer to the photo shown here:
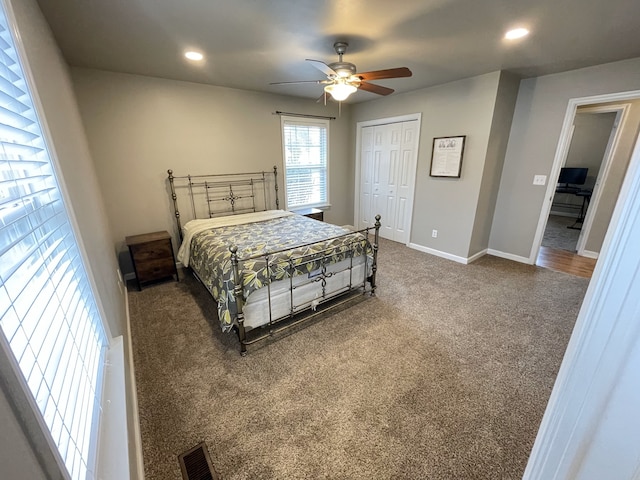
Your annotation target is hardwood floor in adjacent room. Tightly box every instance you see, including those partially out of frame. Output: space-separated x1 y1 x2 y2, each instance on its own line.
536 246 597 278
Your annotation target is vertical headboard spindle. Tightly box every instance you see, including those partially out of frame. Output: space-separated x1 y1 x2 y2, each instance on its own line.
204 181 213 217
273 165 280 210
167 169 183 241
187 175 196 220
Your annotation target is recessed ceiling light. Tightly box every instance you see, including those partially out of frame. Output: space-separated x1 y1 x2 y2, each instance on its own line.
184 51 204 61
505 28 529 40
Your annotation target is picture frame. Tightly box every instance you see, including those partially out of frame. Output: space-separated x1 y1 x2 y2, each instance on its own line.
429 135 466 178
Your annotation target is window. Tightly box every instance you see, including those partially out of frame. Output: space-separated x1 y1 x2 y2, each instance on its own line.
281 116 329 209
0 3 107 480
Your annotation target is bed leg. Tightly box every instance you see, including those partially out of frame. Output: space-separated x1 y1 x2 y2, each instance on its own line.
370 214 381 296
230 245 248 356
238 322 247 356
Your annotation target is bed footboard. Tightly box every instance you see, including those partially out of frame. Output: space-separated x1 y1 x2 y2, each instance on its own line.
229 215 381 356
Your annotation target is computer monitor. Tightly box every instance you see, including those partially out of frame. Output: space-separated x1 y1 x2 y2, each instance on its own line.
558 167 588 186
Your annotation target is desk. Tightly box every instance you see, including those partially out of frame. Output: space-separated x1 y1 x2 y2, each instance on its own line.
552 186 592 230
556 185 581 195
571 189 592 229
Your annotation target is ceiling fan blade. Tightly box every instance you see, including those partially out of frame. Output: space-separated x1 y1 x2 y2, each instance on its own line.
306 59 338 77
358 81 395 96
357 67 412 81
270 80 327 85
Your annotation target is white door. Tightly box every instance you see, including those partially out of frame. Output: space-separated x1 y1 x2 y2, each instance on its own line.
380 122 402 239
359 126 375 229
394 121 419 243
370 125 386 233
359 119 420 242
364 123 396 239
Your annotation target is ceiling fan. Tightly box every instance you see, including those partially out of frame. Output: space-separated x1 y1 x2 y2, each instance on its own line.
270 41 412 102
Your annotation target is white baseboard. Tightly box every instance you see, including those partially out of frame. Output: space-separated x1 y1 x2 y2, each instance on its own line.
408 243 486 264
467 249 488 264
487 248 533 265
123 288 145 480
580 250 599 259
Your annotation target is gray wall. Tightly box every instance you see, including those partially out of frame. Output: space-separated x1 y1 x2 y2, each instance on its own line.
490 57 640 259
469 71 521 256
566 111 616 188
551 111 616 215
352 72 501 259
2 0 128 476
584 100 640 253
70 68 355 273
0 387 47 480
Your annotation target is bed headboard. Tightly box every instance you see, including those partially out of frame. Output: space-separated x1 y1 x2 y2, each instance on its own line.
167 166 280 242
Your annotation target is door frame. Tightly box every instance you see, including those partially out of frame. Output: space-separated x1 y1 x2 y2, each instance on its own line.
575 104 629 257
529 90 640 263
354 113 422 244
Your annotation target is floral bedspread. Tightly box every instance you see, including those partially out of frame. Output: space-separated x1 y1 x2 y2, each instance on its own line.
188 215 371 331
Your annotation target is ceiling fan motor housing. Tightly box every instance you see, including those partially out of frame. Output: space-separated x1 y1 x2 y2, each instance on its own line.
330 41 357 78
329 61 357 78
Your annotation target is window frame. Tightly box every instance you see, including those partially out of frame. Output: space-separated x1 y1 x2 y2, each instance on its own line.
280 115 331 210
0 0 111 478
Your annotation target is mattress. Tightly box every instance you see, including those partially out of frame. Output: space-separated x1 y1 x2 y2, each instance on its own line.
242 255 367 329
178 210 371 331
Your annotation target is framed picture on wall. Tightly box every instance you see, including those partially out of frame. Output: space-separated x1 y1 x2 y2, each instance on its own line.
430 135 466 178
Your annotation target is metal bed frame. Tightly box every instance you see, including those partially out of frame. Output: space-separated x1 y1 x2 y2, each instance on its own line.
167 167 381 355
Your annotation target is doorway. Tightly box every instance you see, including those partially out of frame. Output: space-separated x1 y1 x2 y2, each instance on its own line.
532 91 640 274
541 108 620 255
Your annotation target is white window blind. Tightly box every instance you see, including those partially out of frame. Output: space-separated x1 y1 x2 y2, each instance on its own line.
282 117 329 209
0 5 107 480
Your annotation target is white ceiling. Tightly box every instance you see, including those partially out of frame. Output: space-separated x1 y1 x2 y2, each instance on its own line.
36 0 640 103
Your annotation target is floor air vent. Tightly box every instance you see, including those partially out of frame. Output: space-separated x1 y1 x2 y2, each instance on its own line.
178 441 219 480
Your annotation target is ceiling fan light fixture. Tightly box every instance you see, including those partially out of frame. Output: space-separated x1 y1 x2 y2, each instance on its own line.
324 82 357 101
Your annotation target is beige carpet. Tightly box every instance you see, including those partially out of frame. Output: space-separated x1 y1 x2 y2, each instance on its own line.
128 238 589 479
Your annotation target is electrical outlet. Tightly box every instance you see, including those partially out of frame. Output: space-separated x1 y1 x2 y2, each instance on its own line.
533 174 547 186
432 229 438 238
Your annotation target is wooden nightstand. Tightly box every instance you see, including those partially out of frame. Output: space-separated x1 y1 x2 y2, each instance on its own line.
126 231 178 290
292 207 324 221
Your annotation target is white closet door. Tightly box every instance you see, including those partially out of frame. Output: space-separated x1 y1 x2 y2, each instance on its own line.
393 121 419 243
359 120 419 242
359 126 375 229
380 123 402 239
370 125 385 233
